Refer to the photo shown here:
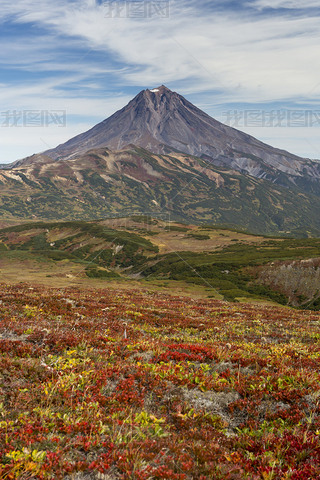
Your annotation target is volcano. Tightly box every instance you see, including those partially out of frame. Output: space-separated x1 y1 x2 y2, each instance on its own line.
3 85 320 234
40 85 320 191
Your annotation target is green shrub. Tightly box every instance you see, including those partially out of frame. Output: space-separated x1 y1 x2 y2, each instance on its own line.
85 267 120 279
187 233 210 240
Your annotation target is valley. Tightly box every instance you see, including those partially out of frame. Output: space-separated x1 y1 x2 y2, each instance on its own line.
1 216 320 309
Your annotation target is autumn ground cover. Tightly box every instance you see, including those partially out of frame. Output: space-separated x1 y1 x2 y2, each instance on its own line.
0 282 319 479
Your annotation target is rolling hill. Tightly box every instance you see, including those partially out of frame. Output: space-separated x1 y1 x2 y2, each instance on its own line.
1 146 320 235
1 216 320 308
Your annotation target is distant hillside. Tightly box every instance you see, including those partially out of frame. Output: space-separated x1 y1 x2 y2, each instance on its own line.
1 217 320 308
1 147 320 235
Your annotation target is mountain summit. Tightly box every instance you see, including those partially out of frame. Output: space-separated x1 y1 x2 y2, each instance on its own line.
43 85 320 187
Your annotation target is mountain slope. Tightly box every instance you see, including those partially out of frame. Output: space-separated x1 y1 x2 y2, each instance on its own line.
37 85 320 193
1 146 320 235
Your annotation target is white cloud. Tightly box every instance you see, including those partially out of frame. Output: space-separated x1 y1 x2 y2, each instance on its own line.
4 0 317 103
249 0 320 9
1 1 319 101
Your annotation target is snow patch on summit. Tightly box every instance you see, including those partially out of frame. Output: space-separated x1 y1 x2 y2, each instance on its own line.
150 88 160 93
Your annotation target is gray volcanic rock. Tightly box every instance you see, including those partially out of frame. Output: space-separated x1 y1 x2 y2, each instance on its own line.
42 85 320 190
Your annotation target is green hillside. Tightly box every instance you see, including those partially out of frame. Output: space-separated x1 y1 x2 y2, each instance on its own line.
1 147 320 235
1 217 320 308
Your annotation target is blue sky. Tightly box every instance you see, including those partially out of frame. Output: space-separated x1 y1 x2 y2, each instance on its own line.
1 0 320 163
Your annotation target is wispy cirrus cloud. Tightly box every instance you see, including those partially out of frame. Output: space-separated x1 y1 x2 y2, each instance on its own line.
248 0 320 9
2 0 319 99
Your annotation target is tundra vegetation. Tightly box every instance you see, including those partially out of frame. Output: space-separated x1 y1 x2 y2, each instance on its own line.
0 283 319 479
